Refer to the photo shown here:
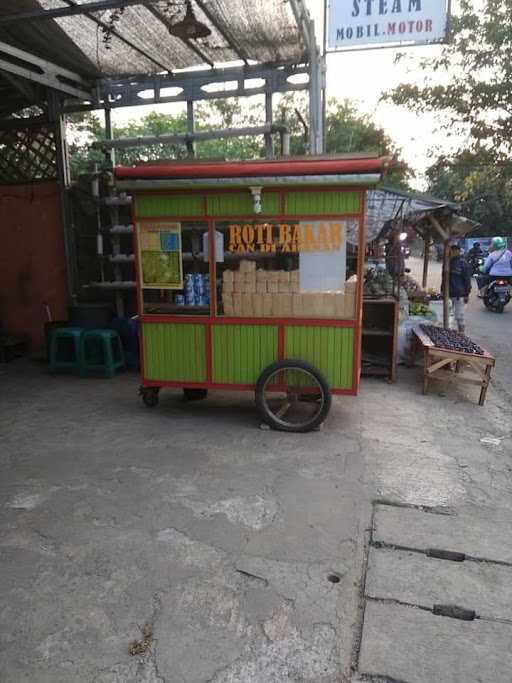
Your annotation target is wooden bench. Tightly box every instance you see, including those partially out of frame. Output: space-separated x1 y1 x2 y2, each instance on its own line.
411 326 495 406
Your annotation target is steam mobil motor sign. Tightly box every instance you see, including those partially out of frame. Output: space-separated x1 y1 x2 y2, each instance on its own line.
327 0 448 50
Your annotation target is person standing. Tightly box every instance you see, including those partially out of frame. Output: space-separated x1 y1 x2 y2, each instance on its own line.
385 229 405 278
442 243 472 334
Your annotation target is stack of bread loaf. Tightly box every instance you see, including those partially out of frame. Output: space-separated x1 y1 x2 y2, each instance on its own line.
222 260 356 318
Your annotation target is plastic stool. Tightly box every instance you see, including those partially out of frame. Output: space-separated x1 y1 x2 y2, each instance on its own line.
49 327 83 373
80 329 125 378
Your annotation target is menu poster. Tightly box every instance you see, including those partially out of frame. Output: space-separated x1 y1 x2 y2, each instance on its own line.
137 222 183 289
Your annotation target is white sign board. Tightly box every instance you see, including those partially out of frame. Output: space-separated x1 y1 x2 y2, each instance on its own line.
327 0 448 51
299 222 346 292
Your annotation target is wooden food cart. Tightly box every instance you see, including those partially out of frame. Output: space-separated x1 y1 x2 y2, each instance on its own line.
115 156 388 431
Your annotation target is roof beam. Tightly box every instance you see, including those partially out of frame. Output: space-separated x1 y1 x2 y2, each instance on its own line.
287 0 313 52
0 40 92 100
71 62 309 112
193 0 250 64
0 1 160 24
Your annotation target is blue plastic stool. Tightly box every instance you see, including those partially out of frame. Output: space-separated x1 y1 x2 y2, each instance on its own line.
80 329 125 378
49 327 84 373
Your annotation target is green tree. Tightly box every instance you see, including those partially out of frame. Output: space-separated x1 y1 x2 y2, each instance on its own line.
425 152 512 234
193 99 265 160
385 0 512 160
385 0 512 233
66 96 410 186
67 112 105 177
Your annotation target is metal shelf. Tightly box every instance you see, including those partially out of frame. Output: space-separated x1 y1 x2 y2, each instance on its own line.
362 328 393 337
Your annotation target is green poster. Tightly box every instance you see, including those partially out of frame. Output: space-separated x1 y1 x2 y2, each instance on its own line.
138 222 183 289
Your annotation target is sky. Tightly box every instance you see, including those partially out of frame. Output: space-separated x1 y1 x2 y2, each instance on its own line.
109 0 464 188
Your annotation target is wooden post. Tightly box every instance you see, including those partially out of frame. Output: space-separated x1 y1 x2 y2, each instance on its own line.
422 233 430 290
428 214 451 329
442 239 450 329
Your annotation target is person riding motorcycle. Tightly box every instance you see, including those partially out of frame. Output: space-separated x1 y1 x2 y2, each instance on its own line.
476 237 512 296
467 242 484 261
467 242 485 275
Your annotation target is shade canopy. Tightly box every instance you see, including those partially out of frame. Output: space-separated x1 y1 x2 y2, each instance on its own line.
0 0 311 116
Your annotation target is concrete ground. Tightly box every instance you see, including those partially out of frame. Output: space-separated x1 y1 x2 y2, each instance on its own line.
1 271 511 682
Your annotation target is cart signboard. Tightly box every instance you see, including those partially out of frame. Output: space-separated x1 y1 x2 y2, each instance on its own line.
227 221 344 253
326 0 448 51
137 222 183 289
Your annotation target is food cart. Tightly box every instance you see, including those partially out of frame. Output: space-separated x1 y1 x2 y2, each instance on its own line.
115 156 389 431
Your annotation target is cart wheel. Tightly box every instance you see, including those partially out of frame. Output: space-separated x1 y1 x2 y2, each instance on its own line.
183 388 208 401
140 386 160 408
255 360 331 433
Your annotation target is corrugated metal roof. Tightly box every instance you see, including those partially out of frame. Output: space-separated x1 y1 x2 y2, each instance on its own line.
365 187 478 242
0 1 308 79
0 1 101 78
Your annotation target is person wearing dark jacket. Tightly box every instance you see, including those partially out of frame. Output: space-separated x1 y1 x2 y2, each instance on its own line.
385 229 405 278
442 243 472 334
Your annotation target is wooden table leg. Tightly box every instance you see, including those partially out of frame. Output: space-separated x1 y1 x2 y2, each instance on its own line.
478 364 492 406
408 333 418 368
423 349 430 395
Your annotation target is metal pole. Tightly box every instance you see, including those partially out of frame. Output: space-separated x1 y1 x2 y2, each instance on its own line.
308 22 317 154
104 107 115 166
104 108 124 316
308 19 323 154
282 131 290 156
186 100 195 158
264 87 273 158
92 124 288 149
48 89 76 302
322 0 328 153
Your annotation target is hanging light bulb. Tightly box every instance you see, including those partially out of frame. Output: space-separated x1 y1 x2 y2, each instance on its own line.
168 1 211 40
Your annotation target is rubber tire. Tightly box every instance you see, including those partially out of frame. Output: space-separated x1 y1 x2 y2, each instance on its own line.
496 302 505 314
141 388 159 408
183 388 208 401
255 359 331 433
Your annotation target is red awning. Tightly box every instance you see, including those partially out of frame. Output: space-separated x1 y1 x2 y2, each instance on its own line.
115 156 390 180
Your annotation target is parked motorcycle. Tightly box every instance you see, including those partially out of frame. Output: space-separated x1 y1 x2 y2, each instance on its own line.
483 278 511 313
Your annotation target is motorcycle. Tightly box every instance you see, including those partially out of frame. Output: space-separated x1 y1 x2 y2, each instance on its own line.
469 256 484 276
484 278 511 313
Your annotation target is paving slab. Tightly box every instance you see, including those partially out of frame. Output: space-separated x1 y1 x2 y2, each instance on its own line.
374 504 512 564
359 600 512 683
366 547 512 620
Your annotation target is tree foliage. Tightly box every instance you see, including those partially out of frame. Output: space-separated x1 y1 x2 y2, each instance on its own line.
385 0 512 234
66 96 410 186
385 0 512 160
425 152 512 234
